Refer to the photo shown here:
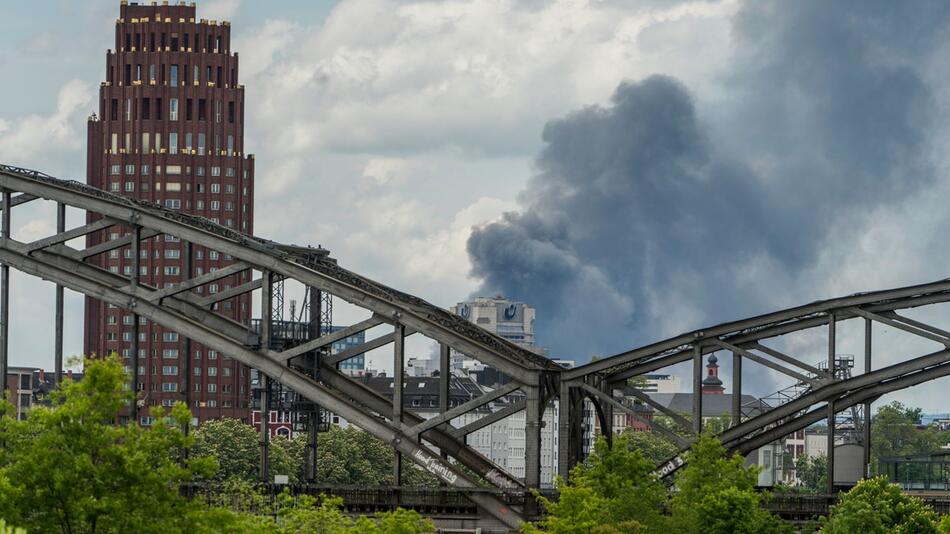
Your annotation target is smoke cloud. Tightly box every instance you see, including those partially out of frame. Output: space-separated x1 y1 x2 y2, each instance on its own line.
467 1 945 365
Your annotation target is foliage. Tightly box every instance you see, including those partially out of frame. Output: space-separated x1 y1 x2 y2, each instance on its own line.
192 418 260 482
871 402 941 473
0 354 219 533
525 433 670 533
266 493 435 533
669 434 791 534
820 475 940 533
0 521 25 534
620 428 679 465
794 454 827 493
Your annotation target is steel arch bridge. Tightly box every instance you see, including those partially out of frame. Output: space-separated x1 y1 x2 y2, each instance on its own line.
1 164 950 526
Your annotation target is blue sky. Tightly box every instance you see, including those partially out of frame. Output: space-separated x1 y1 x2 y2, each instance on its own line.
3 0 950 411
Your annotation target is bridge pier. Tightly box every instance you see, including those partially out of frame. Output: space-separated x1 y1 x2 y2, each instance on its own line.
130 225 141 423
259 271 274 483
525 385 542 515
827 313 836 494
0 190 9 407
54 202 65 387
863 317 872 478
732 351 742 427
693 344 703 434
393 322 405 487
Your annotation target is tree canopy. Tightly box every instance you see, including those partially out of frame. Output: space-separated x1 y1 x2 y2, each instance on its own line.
0 355 435 533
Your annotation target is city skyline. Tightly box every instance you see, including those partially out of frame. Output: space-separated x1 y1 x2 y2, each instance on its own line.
4 1 950 414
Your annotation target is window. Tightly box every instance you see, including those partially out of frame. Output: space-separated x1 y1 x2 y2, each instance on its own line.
193 367 201 376
196 200 205 210
164 266 180 275
185 132 193 153
107 315 117 325
164 249 180 259
124 182 135 192
209 250 220 260
125 164 135 175
136 64 142 81
149 64 156 82
215 100 222 123
214 134 220 154
162 366 178 376
141 164 150 175
156 98 163 120
164 199 181 209
225 202 234 211
226 167 235 177
122 332 133 342
223 367 231 377
110 133 118 153
169 98 178 121
162 349 179 358
162 382 178 392
110 164 121 175
211 167 221 178
142 132 150 153
110 99 119 121
225 184 235 194
125 98 132 120
193 65 199 84
166 165 181 175
208 350 218 360
207 383 217 393
169 132 178 154
207 400 217 408
186 98 193 121
210 201 220 211
228 101 235 123
227 135 234 156
196 167 205 177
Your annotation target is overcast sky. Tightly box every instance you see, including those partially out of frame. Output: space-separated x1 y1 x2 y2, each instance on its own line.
3 0 950 411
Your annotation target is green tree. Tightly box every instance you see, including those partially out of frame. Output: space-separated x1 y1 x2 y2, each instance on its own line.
871 402 941 473
526 434 671 533
620 428 679 464
0 355 219 533
821 476 940 533
795 454 826 493
670 434 790 534
192 418 260 482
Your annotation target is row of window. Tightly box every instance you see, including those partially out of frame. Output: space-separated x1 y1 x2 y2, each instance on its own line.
121 30 227 59
124 365 234 378
113 58 235 88
107 130 236 156
109 164 241 179
108 247 228 260
109 96 236 124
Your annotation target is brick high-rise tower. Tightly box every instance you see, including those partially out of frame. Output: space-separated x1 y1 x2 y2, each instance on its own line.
85 1 255 425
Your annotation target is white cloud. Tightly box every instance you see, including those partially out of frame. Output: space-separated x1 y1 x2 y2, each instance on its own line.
201 0 242 21
0 79 93 168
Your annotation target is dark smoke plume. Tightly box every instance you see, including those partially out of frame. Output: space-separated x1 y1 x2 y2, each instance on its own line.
468 1 944 367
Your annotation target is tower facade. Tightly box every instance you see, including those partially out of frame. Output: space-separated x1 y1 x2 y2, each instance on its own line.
85 1 255 424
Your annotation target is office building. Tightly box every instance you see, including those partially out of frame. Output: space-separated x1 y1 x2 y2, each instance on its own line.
84 1 255 424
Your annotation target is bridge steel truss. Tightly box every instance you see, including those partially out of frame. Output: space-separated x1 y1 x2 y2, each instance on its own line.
5 165 950 524
0 165 571 529
563 276 950 490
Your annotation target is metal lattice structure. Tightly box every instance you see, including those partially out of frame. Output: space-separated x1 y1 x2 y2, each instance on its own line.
5 164 950 523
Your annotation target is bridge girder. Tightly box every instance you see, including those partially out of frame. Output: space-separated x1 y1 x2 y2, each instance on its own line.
7 163 950 520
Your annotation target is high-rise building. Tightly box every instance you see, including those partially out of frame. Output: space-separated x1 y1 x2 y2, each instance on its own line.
84 1 255 424
449 296 544 371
